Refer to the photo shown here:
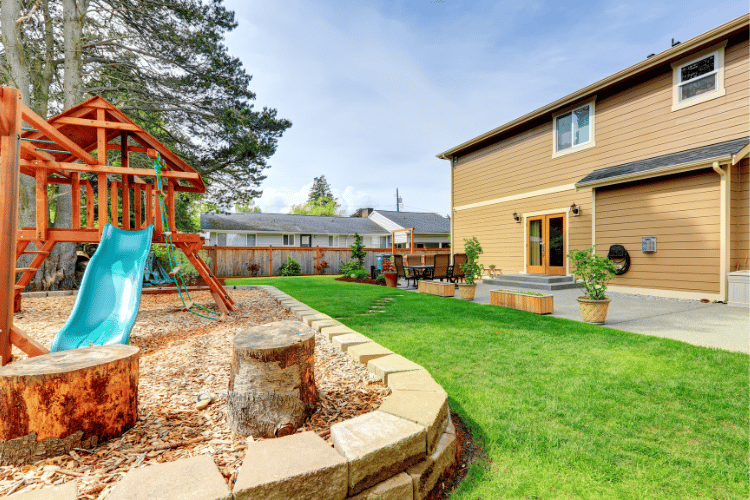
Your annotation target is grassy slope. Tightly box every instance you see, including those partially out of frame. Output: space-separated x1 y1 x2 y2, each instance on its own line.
227 277 749 499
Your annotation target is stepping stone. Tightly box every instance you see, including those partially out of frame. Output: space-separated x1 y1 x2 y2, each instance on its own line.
407 431 457 500
378 390 449 455
321 325 357 341
331 411 426 496
234 431 347 500
348 472 413 500
367 354 424 385
106 455 231 500
8 482 76 500
348 342 392 364
332 333 372 352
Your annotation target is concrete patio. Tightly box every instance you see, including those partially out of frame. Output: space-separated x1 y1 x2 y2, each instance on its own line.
400 279 749 354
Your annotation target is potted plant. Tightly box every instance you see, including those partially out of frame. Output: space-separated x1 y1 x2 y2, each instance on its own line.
381 258 398 287
568 246 617 324
457 237 484 300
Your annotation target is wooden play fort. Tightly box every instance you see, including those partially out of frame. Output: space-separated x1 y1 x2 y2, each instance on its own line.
0 86 234 366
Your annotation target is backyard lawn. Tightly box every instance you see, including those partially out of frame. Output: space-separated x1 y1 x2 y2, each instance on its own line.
227 276 749 500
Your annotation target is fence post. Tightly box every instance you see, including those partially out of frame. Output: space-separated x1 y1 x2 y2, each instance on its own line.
268 246 273 276
213 244 218 277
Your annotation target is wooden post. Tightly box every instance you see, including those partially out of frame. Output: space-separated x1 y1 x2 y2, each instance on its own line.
98 173 107 231
167 180 175 231
97 108 107 235
0 88 22 366
145 184 153 228
410 228 414 254
35 170 48 241
213 244 218 277
72 173 80 230
86 182 94 229
154 185 162 235
268 246 273 276
134 185 142 230
120 132 130 230
110 181 119 228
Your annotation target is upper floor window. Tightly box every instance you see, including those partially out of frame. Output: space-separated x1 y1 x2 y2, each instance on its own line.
671 41 726 112
552 100 595 157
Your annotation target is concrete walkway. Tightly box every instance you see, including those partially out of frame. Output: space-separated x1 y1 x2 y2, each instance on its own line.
399 280 749 354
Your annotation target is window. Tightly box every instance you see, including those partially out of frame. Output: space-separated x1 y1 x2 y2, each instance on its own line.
553 101 594 156
217 233 227 246
672 41 726 111
283 234 295 246
246 234 256 246
328 235 338 247
379 236 388 248
227 233 246 247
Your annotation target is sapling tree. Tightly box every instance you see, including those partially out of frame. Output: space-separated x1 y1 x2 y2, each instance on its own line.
461 237 484 285
350 233 366 269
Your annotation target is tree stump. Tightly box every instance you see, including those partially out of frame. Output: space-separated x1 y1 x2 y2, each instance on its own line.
227 320 316 438
0 345 139 465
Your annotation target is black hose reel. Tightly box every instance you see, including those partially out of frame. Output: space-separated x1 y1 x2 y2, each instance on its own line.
607 244 630 275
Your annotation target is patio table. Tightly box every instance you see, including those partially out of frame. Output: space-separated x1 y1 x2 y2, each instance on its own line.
404 265 434 288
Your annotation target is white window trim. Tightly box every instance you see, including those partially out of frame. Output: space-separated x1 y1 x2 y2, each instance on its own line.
671 40 726 112
551 99 596 159
282 234 296 246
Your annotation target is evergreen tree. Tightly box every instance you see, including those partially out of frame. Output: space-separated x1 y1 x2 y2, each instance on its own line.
290 175 343 216
350 233 366 268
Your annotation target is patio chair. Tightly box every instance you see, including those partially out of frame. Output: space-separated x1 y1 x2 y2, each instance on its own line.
450 253 467 284
424 254 435 267
394 254 415 287
405 254 422 266
432 254 450 281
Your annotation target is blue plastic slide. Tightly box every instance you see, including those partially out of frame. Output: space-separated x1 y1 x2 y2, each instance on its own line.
50 224 154 352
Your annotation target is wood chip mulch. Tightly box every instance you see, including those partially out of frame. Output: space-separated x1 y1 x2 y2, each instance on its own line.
1 288 389 499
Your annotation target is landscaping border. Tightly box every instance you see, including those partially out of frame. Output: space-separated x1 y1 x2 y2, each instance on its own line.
14 285 456 500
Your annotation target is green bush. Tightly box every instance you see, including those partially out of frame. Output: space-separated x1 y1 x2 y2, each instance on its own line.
340 259 362 276
279 256 301 276
568 246 617 300
350 233 366 268
461 237 484 285
351 269 369 280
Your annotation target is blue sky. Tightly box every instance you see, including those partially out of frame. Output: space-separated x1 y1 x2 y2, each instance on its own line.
223 0 747 216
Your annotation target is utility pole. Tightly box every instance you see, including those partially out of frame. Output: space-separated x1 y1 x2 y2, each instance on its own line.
395 188 402 212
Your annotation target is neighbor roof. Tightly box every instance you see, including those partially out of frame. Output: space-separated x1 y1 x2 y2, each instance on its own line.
373 210 450 234
200 212 389 234
575 137 749 189
436 14 749 160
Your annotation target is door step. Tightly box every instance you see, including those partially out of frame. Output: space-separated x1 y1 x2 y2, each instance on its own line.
483 274 579 291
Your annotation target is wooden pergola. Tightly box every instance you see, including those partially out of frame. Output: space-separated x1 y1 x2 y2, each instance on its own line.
0 87 233 366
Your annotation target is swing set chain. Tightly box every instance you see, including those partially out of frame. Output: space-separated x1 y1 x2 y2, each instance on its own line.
153 153 220 320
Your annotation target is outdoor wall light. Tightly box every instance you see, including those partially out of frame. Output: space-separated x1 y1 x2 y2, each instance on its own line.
570 203 580 216
513 212 521 222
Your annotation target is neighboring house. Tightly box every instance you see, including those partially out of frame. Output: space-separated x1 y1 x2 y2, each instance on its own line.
200 210 450 249
437 15 748 301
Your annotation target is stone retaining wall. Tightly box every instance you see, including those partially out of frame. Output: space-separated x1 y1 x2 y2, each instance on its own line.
10 285 456 500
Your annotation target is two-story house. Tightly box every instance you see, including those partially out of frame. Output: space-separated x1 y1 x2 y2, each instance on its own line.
437 15 748 301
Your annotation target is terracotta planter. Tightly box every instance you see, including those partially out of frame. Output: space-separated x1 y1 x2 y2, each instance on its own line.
490 290 553 314
384 272 398 287
457 283 476 300
577 296 611 324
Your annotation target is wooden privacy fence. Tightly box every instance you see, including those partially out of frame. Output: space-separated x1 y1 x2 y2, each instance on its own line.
203 246 451 277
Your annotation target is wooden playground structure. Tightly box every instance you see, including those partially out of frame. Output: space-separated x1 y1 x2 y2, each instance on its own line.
0 86 234 366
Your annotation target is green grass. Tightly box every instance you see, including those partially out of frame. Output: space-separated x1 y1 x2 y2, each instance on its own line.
228 276 749 499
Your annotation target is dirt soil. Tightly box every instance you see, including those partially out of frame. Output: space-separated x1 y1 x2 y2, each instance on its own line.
1 288 390 499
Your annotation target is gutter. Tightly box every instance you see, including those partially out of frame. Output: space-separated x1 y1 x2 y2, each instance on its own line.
437 14 749 160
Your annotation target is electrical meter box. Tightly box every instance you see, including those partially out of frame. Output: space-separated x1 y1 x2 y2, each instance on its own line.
641 237 657 253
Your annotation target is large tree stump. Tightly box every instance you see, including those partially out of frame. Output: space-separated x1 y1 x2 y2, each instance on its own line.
0 345 139 465
227 321 316 438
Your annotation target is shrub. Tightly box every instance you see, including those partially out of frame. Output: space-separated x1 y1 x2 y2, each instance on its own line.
340 259 362 276
279 256 301 276
315 260 330 275
247 261 261 277
351 269 369 280
375 273 386 283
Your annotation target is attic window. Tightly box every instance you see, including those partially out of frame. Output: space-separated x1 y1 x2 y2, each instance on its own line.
552 100 595 157
671 41 726 111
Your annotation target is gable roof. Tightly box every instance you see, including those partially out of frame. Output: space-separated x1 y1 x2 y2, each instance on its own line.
200 212 389 235
575 137 749 189
20 95 204 192
371 210 450 234
437 14 749 160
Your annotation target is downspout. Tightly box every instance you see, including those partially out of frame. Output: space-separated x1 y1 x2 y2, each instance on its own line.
450 156 455 261
712 161 730 302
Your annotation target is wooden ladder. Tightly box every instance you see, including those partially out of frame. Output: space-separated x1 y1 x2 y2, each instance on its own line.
13 241 56 312
174 242 234 320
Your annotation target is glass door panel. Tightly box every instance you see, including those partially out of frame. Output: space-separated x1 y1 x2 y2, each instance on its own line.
527 218 545 274
546 215 566 275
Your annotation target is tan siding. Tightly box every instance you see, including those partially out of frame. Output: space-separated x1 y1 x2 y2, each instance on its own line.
595 171 721 294
452 36 749 209
730 159 749 269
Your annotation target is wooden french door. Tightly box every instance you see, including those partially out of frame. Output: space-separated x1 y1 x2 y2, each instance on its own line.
527 213 566 275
